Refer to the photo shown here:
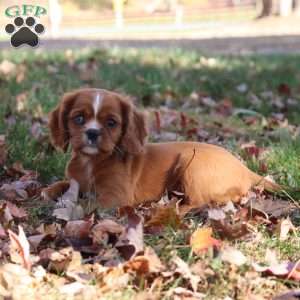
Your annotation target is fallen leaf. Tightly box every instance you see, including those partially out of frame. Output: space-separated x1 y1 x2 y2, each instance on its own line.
91 219 124 245
190 227 221 254
28 234 47 252
93 264 129 292
241 143 264 159
277 218 296 241
145 205 181 231
36 223 61 236
16 92 28 112
211 219 250 240
116 207 144 260
38 248 55 266
0 263 32 298
273 290 300 300
59 282 85 295
48 247 73 273
64 217 94 239
278 83 291 96
220 245 247 266
215 98 232 116
0 135 7 166
0 202 13 226
8 226 32 270
250 197 295 219
53 204 84 221
0 223 6 238
6 201 27 219
172 255 200 292
172 287 205 300
125 247 165 274
252 260 300 281
0 60 16 76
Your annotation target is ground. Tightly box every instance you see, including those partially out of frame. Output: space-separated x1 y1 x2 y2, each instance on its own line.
0 48 300 299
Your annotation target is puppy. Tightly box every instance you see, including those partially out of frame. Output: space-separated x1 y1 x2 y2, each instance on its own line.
43 88 280 215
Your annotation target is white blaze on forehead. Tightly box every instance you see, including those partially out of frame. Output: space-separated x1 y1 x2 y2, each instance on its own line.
85 91 103 130
93 92 103 116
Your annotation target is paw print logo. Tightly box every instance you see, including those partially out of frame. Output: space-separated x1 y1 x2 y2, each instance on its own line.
5 16 45 48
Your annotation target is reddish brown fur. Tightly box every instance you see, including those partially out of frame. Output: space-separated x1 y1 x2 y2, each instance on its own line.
44 88 280 214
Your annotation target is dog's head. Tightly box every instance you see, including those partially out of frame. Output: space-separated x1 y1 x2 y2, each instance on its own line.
49 88 147 156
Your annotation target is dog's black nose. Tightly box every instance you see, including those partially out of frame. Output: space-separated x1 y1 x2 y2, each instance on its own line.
86 129 101 143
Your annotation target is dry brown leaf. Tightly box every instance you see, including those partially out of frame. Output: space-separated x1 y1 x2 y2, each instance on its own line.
6 201 27 219
15 64 27 83
211 219 250 240
0 223 6 238
8 226 32 270
0 202 13 226
190 227 221 254
16 92 29 112
59 282 86 296
252 259 300 281
116 207 144 260
91 219 124 244
36 223 61 236
145 206 181 230
38 248 55 266
0 184 29 201
172 287 205 300
250 197 295 219
53 204 84 221
28 234 47 252
0 263 33 298
172 255 200 292
0 135 7 166
277 218 296 241
125 247 165 275
220 245 247 266
0 60 16 76
64 217 94 239
48 247 74 273
93 264 129 292
273 290 300 300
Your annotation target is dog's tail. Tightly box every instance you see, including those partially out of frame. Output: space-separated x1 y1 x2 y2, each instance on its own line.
250 171 282 193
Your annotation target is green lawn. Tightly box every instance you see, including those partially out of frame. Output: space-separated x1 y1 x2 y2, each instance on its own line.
1 47 300 299
1 48 300 184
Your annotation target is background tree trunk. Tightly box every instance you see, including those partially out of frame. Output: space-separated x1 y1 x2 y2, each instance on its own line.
258 0 273 17
293 0 300 13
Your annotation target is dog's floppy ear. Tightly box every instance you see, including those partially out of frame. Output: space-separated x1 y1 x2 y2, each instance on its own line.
49 91 78 152
120 97 148 155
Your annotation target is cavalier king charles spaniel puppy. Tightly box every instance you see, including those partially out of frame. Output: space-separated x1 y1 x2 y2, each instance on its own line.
43 88 280 216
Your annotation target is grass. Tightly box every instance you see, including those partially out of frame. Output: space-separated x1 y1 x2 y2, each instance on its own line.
1 47 300 183
1 47 300 298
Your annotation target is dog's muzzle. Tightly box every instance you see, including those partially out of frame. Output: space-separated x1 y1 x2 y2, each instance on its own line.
86 128 101 145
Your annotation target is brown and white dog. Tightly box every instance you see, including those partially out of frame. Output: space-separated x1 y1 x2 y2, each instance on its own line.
43 88 280 215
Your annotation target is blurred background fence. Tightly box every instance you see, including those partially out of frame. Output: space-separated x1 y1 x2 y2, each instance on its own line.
1 0 300 39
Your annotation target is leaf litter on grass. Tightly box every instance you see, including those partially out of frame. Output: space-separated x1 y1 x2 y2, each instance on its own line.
1 51 300 298
0 113 299 299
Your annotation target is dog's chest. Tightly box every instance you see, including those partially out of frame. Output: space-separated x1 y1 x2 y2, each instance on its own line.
74 156 96 192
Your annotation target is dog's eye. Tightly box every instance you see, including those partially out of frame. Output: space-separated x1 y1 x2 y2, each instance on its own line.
106 118 117 128
74 115 85 125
